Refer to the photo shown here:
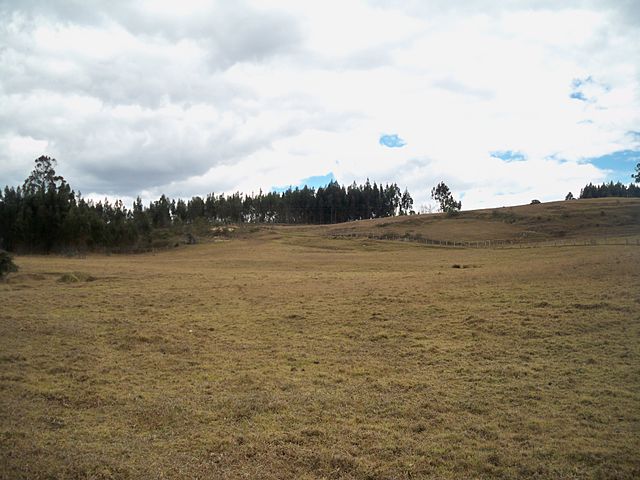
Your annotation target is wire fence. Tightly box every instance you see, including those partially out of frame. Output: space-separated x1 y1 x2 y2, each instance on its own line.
329 232 640 249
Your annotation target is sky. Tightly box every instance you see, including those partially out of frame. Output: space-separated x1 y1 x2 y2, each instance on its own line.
0 0 639 211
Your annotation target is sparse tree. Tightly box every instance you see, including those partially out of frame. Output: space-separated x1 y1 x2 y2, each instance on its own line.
634 162 640 183
565 192 574 200
419 203 435 214
431 182 461 214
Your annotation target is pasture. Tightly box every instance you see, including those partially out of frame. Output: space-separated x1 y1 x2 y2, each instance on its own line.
1 208 639 478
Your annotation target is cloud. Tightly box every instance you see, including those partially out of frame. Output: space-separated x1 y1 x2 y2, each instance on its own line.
432 77 494 100
1 0 639 210
379 134 406 148
0 1 322 196
569 75 611 103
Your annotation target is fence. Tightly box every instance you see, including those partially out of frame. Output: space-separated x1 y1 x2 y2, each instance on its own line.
329 232 640 249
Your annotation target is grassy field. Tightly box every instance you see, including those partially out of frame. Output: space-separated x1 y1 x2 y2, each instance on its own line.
325 197 640 242
1 201 640 479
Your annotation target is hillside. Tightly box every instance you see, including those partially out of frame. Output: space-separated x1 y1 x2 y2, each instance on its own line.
322 198 640 243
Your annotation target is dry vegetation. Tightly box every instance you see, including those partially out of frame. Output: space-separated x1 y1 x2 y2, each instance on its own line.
1 200 639 479
325 197 640 242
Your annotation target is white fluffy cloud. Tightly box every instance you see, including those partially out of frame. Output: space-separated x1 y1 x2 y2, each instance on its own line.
0 0 638 209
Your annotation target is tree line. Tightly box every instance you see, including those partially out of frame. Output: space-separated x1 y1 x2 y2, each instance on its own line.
148 181 415 227
579 181 640 199
576 162 640 199
0 156 416 252
7 155 636 254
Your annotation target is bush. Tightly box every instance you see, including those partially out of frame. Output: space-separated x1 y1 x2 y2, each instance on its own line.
0 250 18 279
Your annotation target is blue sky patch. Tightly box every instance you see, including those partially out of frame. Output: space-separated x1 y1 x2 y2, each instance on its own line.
570 91 588 102
584 150 640 182
570 76 592 102
379 134 406 148
490 150 526 162
569 75 610 103
272 172 336 192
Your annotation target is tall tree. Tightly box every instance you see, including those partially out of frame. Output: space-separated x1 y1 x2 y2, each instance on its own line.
400 188 413 215
22 156 65 194
431 182 461 214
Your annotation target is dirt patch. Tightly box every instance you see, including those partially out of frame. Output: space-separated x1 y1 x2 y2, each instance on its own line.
58 272 97 283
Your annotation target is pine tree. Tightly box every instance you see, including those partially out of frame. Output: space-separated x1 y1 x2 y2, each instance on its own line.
400 188 413 215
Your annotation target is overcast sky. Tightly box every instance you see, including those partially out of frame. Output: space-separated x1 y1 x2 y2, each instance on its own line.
1 0 639 210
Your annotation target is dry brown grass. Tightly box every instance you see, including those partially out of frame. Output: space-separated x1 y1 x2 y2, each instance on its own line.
1 201 640 479
325 197 640 242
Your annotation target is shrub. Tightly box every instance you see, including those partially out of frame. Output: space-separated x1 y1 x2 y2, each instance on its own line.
0 250 18 279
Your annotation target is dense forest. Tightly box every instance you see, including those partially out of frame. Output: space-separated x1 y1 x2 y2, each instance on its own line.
0 156 415 252
579 181 640 199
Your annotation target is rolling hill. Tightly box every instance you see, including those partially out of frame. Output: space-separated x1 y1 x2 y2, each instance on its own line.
320 197 640 244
